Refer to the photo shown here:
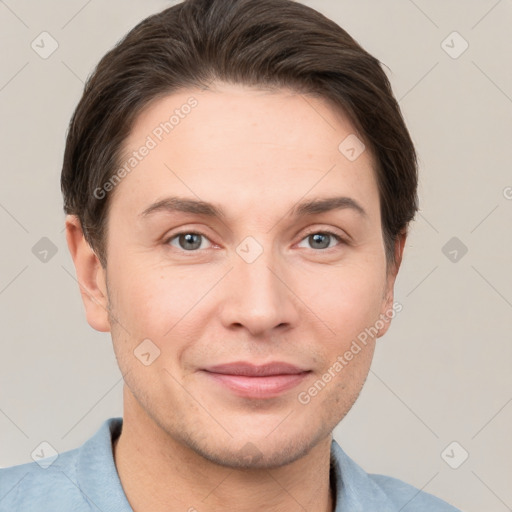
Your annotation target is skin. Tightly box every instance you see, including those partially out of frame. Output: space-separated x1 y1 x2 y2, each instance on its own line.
66 82 406 512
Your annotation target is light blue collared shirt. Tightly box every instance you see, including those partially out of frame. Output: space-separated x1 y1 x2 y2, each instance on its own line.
0 417 462 511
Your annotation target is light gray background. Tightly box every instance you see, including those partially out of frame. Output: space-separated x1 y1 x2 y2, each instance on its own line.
1 1 511 511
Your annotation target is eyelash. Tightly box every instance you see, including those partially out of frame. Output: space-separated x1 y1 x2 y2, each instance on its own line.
164 228 347 253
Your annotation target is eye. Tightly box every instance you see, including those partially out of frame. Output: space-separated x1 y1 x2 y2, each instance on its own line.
164 229 346 253
166 231 212 251
297 230 345 250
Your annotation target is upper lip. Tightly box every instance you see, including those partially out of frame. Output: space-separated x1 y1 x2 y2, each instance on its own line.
203 361 309 377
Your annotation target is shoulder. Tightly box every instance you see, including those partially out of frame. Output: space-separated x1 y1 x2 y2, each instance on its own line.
368 472 462 511
0 417 124 512
0 448 83 511
330 439 463 511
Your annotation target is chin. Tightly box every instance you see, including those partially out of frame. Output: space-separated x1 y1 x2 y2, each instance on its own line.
185 428 328 470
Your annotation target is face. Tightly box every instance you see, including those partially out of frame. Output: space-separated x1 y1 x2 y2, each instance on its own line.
79 82 402 469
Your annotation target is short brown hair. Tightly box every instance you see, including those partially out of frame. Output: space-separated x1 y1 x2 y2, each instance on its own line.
61 0 418 269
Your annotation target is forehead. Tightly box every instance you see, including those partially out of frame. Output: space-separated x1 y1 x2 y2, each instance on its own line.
113 82 379 222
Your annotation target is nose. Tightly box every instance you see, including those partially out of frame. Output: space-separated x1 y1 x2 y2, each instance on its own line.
218 246 300 337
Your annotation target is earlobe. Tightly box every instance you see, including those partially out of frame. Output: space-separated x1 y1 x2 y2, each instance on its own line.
377 230 407 339
65 215 111 332
393 230 407 274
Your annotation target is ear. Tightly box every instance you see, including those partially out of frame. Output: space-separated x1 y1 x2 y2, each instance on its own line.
376 230 407 339
65 215 111 332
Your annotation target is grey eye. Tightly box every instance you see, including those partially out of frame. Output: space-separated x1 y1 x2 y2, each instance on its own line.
168 232 210 251
298 232 341 250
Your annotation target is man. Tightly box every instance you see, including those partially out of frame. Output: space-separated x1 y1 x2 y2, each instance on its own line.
0 0 462 510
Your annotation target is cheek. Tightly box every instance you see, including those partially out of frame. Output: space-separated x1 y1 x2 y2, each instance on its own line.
108 261 207 337
108 240 386 346
297 261 386 343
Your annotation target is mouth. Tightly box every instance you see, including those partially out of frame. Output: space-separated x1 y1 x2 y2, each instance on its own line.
201 361 311 398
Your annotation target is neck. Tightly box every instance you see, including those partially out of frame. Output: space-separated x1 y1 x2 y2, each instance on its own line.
113 402 335 512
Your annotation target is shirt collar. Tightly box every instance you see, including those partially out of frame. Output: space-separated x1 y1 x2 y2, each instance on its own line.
330 437 396 511
77 417 395 512
77 416 132 512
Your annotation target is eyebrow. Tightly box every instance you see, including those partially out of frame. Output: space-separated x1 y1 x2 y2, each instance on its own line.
139 195 367 219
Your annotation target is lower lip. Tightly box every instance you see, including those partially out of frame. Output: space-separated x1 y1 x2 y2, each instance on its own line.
202 371 310 398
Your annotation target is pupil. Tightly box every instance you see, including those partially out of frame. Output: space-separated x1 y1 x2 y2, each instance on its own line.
311 233 329 249
181 233 201 250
